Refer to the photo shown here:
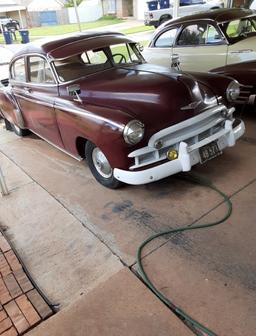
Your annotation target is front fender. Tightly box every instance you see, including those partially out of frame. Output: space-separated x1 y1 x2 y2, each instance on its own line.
185 71 234 106
54 99 137 170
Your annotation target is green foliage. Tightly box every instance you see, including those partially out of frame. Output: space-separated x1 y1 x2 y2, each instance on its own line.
64 0 83 8
98 15 117 21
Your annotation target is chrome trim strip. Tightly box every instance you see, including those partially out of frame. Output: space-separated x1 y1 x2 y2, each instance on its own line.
30 130 83 161
148 105 228 148
14 93 54 108
54 99 124 131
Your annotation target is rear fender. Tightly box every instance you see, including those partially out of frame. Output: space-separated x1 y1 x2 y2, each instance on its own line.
0 89 25 128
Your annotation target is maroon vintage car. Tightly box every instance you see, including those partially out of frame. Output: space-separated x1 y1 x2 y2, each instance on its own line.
0 31 245 188
211 60 256 105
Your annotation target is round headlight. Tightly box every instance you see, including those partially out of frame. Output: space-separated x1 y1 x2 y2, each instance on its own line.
123 120 144 145
226 80 240 102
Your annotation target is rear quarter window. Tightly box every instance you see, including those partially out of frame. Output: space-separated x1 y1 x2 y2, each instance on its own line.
11 58 26 82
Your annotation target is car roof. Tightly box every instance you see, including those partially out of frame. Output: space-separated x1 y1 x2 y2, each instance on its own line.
13 31 134 60
163 8 255 27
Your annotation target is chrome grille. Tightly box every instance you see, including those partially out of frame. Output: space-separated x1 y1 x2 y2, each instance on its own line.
129 105 230 170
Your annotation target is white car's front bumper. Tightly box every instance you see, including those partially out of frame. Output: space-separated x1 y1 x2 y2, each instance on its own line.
114 118 245 185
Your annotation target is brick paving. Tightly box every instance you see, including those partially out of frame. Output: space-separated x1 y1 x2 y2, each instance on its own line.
0 233 53 335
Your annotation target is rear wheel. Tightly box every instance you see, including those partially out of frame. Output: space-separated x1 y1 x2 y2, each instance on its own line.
159 15 172 26
85 141 122 189
11 123 30 137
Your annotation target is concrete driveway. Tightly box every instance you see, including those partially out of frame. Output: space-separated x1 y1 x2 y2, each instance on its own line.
0 112 255 336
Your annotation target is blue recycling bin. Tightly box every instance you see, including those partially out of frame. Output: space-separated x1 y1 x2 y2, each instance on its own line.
19 29 29 44
180 0 191 5
159 0 170 8
3 31 12 45
147 1 159 10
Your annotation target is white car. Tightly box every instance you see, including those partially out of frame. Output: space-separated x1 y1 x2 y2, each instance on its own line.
143 8 256 72
144 0 224 28
250 0 256 10
0 46 13 86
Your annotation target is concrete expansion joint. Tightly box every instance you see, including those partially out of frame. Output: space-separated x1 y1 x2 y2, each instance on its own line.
6 181 34 194
0 148 128 269
229 177 256 199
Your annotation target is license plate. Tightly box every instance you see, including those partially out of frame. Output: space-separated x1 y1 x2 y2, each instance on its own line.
199 141 222 164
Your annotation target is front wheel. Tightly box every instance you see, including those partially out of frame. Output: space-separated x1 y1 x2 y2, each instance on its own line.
85 141 123 189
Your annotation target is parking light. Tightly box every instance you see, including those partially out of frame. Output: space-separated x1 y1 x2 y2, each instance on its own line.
166 148 178 161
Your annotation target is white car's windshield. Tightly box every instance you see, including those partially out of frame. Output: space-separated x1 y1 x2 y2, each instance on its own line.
221 16 256 42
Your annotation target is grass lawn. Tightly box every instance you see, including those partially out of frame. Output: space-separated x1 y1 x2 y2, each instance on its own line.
0 16 153 45
121 25 154 35
0 16 123 44
29 17 123 37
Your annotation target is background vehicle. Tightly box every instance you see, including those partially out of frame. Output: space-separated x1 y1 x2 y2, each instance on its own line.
250 0 256 9
143 9 256 71
0 32 245 188
0 17 20 32
210 60 256 105
0 47 13 87
144 0 223 27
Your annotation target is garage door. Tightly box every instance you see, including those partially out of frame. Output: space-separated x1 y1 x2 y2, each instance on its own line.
39 11 57 26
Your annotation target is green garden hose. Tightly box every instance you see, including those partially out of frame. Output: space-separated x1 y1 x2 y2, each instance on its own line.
136 172 233 336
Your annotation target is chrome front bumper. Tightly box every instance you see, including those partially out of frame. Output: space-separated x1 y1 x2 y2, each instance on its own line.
114 118 245 185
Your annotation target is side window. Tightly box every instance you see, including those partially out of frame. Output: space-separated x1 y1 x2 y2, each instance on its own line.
28 56 55 84
154 28 178 47
109 43 140 64
11 58 26 82
177 23 207 46
82 50 108 64
205 25 223 44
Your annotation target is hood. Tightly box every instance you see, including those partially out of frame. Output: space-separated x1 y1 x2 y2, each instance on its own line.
229 35 256 48
212 60 256 72
211 60 256 87
63 64 219 135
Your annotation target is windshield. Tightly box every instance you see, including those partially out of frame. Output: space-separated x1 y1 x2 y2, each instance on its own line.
220 16 256 43
54 42 143 82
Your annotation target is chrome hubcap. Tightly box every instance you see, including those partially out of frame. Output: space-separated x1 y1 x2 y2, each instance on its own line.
13 124 20 133
92 147 112 178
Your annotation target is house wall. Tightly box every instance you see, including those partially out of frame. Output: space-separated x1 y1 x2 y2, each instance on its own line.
116 0 133 16
68 0 103 23
133 0 148 20
28 9 69 27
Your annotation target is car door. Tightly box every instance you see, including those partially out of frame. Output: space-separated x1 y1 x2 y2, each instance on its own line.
143 27 179 68
172 22 228 72
224 18 256 65
11 55 64 147
178 3 205 18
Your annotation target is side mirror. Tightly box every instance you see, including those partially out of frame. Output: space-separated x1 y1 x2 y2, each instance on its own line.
136 43 144 52
67 84 82 103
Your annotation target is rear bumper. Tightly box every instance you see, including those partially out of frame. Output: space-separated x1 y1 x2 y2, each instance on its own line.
144 20 158 27
114 119 245 185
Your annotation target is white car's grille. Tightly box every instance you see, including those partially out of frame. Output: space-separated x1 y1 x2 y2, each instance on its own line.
128 105 230 170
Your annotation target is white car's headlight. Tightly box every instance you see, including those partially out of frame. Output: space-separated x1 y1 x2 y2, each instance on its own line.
226 80 240 102
123 120 144 145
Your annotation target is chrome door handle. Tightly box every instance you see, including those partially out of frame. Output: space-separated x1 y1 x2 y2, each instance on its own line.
24 87 32 94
